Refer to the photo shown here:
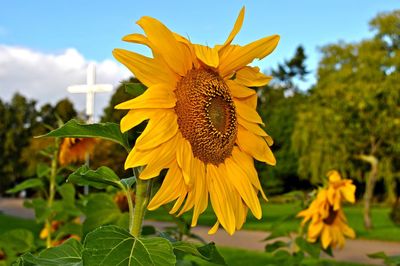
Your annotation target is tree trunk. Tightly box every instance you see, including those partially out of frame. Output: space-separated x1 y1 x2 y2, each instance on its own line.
358 154 379 230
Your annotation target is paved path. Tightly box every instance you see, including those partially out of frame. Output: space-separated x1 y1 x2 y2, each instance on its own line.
2 198 399 265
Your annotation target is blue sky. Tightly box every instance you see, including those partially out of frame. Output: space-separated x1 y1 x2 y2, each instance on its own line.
0 0 399 115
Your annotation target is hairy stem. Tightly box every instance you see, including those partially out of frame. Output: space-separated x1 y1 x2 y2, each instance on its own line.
130 168 152 237
125 187 135 234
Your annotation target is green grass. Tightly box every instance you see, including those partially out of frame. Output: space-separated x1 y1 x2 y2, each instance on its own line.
188 246 370 266
0 213 41 235
146 202 400 242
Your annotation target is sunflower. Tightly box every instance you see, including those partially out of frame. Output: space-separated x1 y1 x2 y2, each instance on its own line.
297 188 356 249
114 7 279 235
326 170 356 210
58 137 96 166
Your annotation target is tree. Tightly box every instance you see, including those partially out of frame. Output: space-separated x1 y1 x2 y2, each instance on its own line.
257 46 309 194
292 10 400 229
0 94 38 193
272 45 309 92
21 98 78 178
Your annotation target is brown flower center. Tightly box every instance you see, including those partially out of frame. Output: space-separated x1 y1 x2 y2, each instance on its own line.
174 68 237 165
323 206 338 225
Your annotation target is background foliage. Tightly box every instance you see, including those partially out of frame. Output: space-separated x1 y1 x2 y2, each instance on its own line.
1 10 399 207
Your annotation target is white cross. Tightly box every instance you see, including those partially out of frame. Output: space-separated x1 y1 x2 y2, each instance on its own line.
67 63 113 123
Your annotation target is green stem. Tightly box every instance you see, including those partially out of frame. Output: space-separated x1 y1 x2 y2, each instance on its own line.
125 187 135 234
130 168 152 237
46 137 60 248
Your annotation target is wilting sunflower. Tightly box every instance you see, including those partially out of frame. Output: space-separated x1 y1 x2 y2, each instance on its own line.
297 188 356 249
114 7 279 235
326 170 356 210
58 137 96 166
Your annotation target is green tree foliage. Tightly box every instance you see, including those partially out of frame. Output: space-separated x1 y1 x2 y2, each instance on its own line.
292 10 400 228
0 95 78 193
0 94 38 193
272 46 309 91
257 46 309 194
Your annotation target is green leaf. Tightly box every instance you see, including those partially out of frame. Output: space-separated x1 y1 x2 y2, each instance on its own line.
295 236 320 258
263 228 290 241
0 229 34 253
82 193 123 234
36 163 51 178
124 82 146 97
173 242 226 265
322 245 333 257
0 229 34 265
6 179 43 194
58 183 81 216
68 165 122 189
83 225 176 266
29 198 51 222
120 176 136 189
368 251 400 265
39 119 130 150
265 241 288 253
18 238 82 266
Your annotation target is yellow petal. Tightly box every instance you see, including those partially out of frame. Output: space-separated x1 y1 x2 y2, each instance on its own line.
235 66 272 87
226 80 256 98
308 221 324 239
173 32 201 69
231 147 267 201
327 186 336 206
170 186 188 214
237 116 268 137
113 49 178 87
238 93 257 109
234 99 264 125
125 134 178 177
341 223 356 239
225 157 262 219
147 162 185 210
135 111 178 150
236 126 276 165
122 33 150 46
221 7 245 50
340 184 356 203
219 35 280 78
321 226 332 249
176 138 193 185
139 136 179 179
194 45 219 68
327 170 341 182
137 16 192 76
207 164 236 235
115 84 176 110
120 109 157 133
178 189 195 216
191 158 208 227
208 221 220 235
234 202 248 230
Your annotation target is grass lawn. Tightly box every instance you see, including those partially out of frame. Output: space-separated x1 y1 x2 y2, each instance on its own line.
146 201 400 242
189 246 371 266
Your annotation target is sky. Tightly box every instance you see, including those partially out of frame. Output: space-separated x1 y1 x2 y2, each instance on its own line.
0 0 399 120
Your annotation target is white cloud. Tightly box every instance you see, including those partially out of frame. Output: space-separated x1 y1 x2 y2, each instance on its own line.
0 45 131 121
